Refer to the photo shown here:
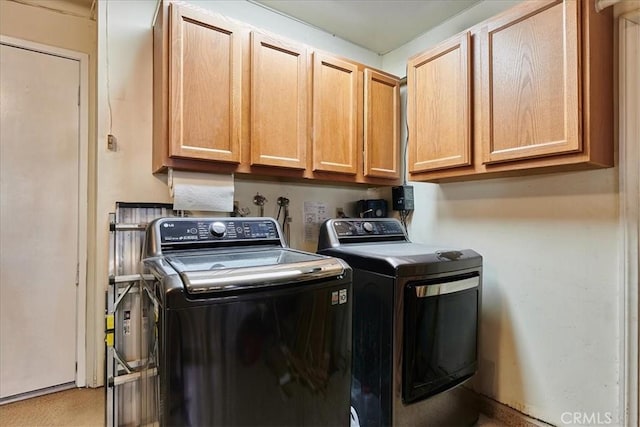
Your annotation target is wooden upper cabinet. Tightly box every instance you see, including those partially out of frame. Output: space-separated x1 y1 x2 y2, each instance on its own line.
168 3 242 163
364 69 400 179
152 2 400 184
407 0 612 182
250 32 308 169
481 0 580 164
312 53 359 175
408 32 472 173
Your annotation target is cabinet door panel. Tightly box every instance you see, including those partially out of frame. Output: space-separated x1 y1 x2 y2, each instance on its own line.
364 69 400 179
481 0 579 164
312 54 359 175
251 32 308 169
408 32 471 172
169 4 241 162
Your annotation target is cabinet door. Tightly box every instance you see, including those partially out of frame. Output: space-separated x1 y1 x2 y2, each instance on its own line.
481 0 579 164
251 32 308 169
169 4 242 163
364 69 400 179
312 53 359 175
408 32 471 173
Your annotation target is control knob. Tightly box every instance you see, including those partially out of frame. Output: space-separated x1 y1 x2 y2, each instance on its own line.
210 221 227 238
362 222 374 233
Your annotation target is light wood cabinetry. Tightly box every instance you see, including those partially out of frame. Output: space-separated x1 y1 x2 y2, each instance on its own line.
250 32 308 170
481 0 580 164
364 69 401 179
312 53 359 175
168 3 241 163
154 1 245 172
154 1 401 185
408 0 613 182
311 52 402 182
408 32 471 173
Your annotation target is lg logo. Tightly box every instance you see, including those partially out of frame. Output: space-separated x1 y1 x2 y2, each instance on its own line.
560 412 613 425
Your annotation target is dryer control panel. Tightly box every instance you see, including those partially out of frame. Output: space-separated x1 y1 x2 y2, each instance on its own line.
318 218 409 249
332 220 405 237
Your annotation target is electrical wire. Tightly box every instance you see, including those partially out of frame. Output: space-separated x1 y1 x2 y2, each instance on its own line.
403 67 409 186
399 209 411 233
105 0 113 135
275 197 290 246
398 72 412 236
277 198 289 229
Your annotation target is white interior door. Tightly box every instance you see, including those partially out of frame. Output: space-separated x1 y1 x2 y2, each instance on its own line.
0 43 80 399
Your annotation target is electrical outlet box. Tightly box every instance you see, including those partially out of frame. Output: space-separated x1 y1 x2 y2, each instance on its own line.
392 185 414 211
107 134 117 151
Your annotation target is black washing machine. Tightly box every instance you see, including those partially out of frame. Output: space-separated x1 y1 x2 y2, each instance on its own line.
140 217 352 426
318 218 482 427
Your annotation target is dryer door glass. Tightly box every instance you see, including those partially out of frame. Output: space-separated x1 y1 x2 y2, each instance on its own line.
403 272 479 404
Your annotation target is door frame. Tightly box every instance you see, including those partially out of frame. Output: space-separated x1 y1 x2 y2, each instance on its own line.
617 9 640 427
0 35 89 388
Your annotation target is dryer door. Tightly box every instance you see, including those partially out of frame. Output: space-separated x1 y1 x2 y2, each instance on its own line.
403 272 480 404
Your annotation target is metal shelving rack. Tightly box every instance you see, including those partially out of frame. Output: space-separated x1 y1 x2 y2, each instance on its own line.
106 202 174 427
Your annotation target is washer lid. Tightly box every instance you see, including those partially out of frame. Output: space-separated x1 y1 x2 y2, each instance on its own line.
319 242 482 277
165 248 347 294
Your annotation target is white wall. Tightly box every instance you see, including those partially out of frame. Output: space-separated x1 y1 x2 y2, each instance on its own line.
409 173 619 424
382 1 622 425
95 0 382 386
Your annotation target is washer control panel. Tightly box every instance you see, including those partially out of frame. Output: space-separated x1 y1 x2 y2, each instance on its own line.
158 218 279 244
332 220 405 237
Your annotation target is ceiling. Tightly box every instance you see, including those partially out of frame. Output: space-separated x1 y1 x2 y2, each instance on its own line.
252 0 481 54
23 0 481 52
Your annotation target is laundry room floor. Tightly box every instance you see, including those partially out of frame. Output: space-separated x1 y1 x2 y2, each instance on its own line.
477 414 509 426
0 387 104 426
0 387 508 426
